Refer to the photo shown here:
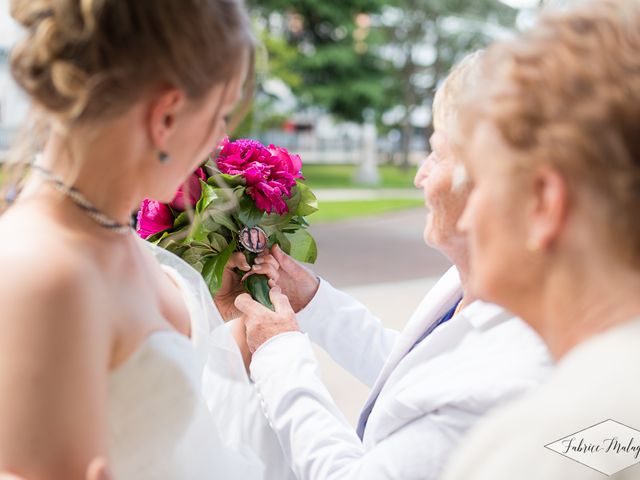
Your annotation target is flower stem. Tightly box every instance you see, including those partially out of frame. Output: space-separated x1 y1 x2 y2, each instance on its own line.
241 251 274 310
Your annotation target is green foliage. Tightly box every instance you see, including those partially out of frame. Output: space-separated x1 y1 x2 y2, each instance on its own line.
311 198 424 223
293 182 319 216
302 164 418 189
242 273 274 310
286 229 318 263
372 0 519 165
232 23 302 138
237 194 265 228
202 240 237 296
247 0 391 122
292 42 389 121
261 31 304 89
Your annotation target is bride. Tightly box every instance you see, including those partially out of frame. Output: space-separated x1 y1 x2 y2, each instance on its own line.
0 0 293 478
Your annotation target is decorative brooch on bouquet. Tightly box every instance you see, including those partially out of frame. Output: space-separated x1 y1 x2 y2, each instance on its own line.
136 138 318 309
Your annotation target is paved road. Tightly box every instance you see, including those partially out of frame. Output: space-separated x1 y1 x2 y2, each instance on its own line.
308 207 452 288
302 207 453 425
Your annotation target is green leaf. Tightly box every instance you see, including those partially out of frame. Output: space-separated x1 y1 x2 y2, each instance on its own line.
286 229 318 264
295 182 319 217
157 226 190 248
185 216 209 243
196 181 220 213
207 173 246 188
242 274 274 310
201 239 237 296
237 193 264 228
200 215 221 233
207 232 228 252
173 211 191 229
169 244 189 258
261 211 293 228
273 230 292 254
260 224 277 237
146 230 169 244
201 208 238 233
181 245 214 267
284 184 301 212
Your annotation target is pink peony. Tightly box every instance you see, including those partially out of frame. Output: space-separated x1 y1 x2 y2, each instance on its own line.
216 138 272 182
170 167 207 211
136 199 174 239
252 181 289 215
267 144 303 180
216 137 304 214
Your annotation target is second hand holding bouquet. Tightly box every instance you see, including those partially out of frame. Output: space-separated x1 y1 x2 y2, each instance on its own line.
137 138 318 310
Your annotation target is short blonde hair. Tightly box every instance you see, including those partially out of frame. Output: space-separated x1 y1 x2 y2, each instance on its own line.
432 50 484 135
463 0 640 265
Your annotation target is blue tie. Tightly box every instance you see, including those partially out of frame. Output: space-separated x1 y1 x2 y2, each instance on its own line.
355 299 461 439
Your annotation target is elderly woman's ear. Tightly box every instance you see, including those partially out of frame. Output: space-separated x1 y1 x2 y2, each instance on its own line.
526 165 569 252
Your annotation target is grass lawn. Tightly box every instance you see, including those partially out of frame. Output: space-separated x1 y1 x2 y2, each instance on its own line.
308 198 423 223
302 164 418 189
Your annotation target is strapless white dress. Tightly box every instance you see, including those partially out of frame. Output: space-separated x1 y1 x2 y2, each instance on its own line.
106 242 295 479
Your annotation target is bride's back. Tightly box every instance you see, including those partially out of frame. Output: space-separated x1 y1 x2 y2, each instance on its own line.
0 0 254 478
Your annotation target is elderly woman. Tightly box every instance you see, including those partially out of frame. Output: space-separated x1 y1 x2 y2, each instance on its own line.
441 1 640 479
233 52 551 480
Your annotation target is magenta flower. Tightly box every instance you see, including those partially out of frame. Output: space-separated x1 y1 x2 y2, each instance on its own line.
252 181 289 214
136 199 174 239
216 138 272 181
267 144 303 180
216 137 304 214
170 167 207 211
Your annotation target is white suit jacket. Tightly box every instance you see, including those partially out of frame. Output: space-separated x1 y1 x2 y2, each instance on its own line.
250 267 552 479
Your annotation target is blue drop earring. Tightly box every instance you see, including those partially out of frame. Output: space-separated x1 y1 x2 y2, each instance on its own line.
158 151 170 163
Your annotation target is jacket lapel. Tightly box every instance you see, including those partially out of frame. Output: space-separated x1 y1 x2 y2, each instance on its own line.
357 266 463 424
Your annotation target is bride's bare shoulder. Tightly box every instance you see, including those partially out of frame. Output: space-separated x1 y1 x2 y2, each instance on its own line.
0 206 106 336
0 209 94 277
0 209 111 476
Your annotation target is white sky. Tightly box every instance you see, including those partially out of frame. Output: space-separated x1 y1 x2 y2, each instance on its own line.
0 0 22 49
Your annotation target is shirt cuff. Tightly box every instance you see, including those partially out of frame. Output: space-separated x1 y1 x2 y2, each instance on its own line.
250 331 314 380
296 277 335 332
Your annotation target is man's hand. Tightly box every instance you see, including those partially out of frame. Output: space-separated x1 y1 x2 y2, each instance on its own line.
235 286 299 353
214 251 280 321
271 245 319 313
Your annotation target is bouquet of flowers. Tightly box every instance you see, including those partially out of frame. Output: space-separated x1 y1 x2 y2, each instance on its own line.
136 137 318 309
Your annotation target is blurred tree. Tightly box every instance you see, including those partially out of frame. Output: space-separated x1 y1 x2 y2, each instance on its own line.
247 0 392 123
378 0 517 168
232 26 302 139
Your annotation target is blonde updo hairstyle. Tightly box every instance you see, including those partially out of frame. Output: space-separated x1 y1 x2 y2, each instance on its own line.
461 0 640 266
3 0 254 206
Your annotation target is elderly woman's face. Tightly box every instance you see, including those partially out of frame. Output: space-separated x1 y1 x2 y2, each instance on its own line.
414 130 470 256
458 121 531 306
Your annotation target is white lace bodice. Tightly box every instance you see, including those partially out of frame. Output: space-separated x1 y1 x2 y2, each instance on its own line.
104 241 294 479
108 331 224 479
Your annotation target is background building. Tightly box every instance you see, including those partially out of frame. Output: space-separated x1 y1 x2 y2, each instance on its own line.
0 1 28 155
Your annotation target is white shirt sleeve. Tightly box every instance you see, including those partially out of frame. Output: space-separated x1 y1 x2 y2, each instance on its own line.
295 278 399 387
250 332 474 480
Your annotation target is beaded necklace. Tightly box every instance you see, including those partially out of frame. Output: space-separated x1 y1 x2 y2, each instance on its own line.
30 163 134 234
